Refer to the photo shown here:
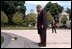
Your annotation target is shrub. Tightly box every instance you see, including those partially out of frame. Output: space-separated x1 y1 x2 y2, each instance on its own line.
1 11 8 24
12 12 23 26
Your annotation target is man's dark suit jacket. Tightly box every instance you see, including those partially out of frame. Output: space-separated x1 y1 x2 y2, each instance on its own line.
37 9 48 34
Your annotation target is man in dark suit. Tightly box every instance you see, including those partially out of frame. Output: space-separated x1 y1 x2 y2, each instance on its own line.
36 5 48 47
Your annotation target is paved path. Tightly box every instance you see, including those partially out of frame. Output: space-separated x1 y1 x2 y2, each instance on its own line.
1 33 11 48
1 32 39 48
1 29 71 48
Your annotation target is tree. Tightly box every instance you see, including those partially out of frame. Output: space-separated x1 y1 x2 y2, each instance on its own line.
1 11 8 25
22 12 36 27
26 13 36 26
66 8 71 20
1 1 16 25
12 12 23 25
44 1 63 20
22 17 29 27
1 1 26 25
61 15 68 25
46 11 53 24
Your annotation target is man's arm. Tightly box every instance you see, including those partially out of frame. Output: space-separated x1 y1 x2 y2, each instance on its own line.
42 10 48 29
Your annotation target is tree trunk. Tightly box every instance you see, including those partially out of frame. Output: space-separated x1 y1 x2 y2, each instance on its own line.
8 14 13 25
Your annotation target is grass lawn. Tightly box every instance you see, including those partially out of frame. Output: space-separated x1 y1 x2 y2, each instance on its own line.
1 25 71 30
1 27 37 30
1 36 4 44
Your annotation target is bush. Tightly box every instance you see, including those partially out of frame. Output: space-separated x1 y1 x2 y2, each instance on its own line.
46 11 53 24
22 18 29 27
1 11 8 24
22 13 36 27
61 15 68 25
12 12 23 26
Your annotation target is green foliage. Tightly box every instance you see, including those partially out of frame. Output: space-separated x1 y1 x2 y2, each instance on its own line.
1 11 8 24
44 1 63 19
12 12 23 25
61 15 68 24
22 18 29 27
22 13 36 27
26 13 36 22
1 1 26 24
46 11 53 24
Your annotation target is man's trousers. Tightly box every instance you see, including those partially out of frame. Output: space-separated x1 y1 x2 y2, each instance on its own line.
38 28 46 45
